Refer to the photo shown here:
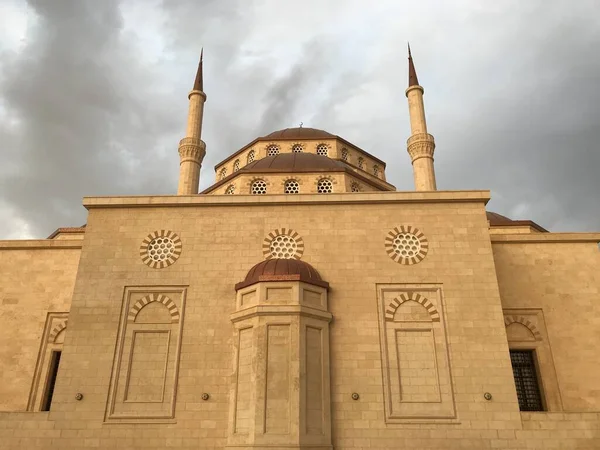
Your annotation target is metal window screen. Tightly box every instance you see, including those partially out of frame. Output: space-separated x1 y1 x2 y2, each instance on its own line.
509 350 543 411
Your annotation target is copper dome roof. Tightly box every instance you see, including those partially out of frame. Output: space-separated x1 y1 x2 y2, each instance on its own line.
235 258 328 290
262 127 335 140
486 211 514 226
486 211 548 232
243 152 346 173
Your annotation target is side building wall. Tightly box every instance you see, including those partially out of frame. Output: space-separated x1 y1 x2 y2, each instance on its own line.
493 235 600 411
0 240 81 411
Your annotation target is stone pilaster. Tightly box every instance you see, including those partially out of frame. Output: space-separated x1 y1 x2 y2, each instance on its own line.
227 281 333 450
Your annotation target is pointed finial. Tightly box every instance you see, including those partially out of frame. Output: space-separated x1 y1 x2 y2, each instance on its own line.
408 42 419 87
193 48 204 91
299 121 303 128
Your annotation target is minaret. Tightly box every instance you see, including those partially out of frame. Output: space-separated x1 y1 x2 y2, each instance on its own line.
405 44 437 191
177 50 207 195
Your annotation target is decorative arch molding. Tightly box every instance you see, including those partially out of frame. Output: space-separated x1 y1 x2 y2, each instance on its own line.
128 293 180 323
246 176 271 194
504 315 542 341
385 292 440 322
314 175 337 194
264 142 281 156
289 142 305 152
315 142 332 156
280 177 304 187
246 149 256 164
48 319 68 343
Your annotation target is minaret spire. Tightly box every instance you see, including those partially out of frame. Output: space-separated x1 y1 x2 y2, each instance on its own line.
405 45 437 191
408 43 419 87
177 50 207 195
193 48 203 91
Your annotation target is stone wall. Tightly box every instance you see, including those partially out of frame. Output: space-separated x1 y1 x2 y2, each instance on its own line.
0 191 598 449
214 138 386 183
493 235 600 411
210 172 380 195
0 240 81 411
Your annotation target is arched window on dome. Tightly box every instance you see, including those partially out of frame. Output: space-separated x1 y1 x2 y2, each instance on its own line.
316 144 328 156
351 182 361 192
341 148 349 161
233 159 240 172
284 179 300 194
358 157 364 170
317 178 333 194
292 144 303 153
219 167 227 180
267 145 280 156
247 150 255 164
251 180 267 195
225 185 235 195
373 165 380 177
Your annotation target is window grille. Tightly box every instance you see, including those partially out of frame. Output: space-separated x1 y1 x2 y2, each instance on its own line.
341 148 348 161
267 145 280 156
225 185 235 195
510 350 544 411
251 180 267 194
219 168 227 180
351 182 360 192
317 178 333 194
284 180 299 194
292 144 303 153
233 159 240 172
316 144 328 156
373 165 380 176
358 157 364 169
247 150 255 164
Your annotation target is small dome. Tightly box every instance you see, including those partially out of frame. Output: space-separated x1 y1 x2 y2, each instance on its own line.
486 211 548 232
486 211 514 226
235 258 328 291
262 127 335 140
243 152 346 173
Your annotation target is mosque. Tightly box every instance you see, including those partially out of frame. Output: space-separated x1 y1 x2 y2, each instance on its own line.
0 48 599 449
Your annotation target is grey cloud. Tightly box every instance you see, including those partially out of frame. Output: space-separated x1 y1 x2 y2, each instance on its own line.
1 0 599 239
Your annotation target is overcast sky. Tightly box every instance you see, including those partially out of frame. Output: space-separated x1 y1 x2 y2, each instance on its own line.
1 0 599 239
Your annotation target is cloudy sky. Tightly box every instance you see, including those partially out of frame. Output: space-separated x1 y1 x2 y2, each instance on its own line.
0 0 599 239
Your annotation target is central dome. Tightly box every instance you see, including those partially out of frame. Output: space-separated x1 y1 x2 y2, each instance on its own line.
262 127 335 140
243 152 347 173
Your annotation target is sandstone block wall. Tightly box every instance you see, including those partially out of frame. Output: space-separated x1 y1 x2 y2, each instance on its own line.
0 192 598 449
0 241 80 411
493 237 600 410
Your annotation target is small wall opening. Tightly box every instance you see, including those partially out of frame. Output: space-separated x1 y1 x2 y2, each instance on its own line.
509 349 544 411
41 350 62 411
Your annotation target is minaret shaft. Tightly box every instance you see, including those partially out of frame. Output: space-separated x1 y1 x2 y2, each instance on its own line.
185 94 205 138
177 53 207 195
406 48 437 191
407 86 428 135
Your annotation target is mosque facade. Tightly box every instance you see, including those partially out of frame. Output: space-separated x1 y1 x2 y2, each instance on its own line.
0 49 599 449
